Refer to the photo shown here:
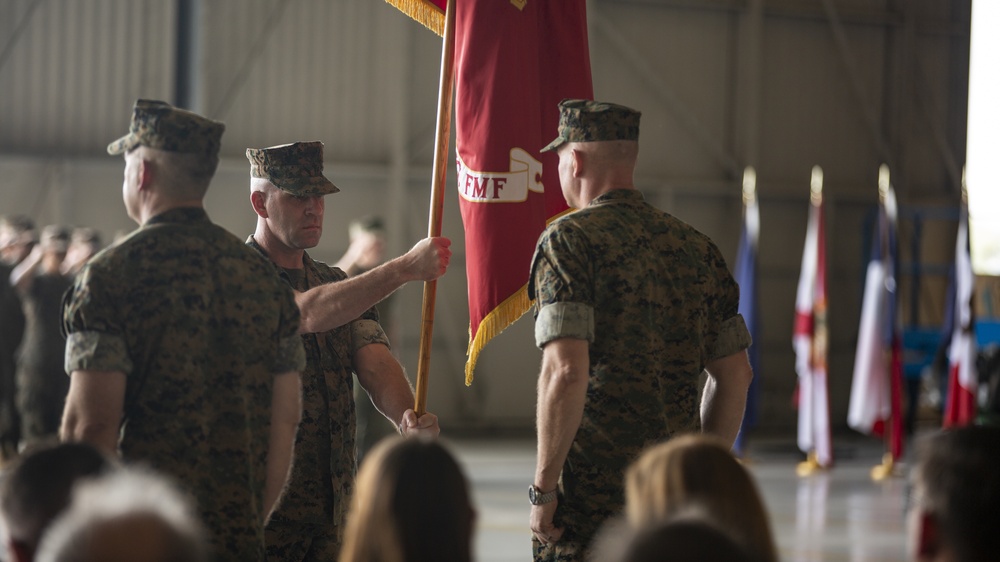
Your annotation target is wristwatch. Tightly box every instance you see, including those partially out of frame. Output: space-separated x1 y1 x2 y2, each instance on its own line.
528 485 558 505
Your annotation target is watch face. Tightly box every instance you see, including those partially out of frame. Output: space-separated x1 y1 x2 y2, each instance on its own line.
529 486 537 503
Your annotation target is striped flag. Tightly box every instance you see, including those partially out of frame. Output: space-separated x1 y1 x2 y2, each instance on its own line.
944 199 977 426
848 181 904 460
388 0 592 384
793 172 832 467
733 169 760 457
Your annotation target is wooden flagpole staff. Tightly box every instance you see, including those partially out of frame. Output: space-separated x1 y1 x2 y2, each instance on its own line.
414 0 456 416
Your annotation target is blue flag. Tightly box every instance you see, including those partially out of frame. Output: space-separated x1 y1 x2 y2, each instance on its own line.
733 188 759 457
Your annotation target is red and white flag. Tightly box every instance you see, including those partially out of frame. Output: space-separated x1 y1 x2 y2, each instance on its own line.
388 0 593 384
848 184 904 460
793 190 832 467
944 201 977 426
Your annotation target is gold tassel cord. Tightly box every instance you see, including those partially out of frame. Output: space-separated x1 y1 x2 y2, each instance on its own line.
465 285 533 385
384 0 445 36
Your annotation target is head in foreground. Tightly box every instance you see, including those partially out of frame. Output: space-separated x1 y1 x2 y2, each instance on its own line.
624 433 778 562
339 436 475 562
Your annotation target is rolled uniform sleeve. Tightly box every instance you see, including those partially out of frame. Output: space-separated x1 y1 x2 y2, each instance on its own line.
62 266 133 375
707 314 752 361
65 331 133 374
529 222 595 349
703 243 752 361
349 301 390 355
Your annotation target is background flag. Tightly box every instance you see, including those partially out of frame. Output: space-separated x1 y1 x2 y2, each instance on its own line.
944 198 977 426
793 172 833 467
848 180 904 460
733 169 760 457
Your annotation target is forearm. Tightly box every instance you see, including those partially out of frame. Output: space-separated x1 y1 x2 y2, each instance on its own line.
60 370 126 455
355 348 415 429
264 372 301 518
534 340 589 490
700 352 753 445
60 411 120 454
296 256 413 334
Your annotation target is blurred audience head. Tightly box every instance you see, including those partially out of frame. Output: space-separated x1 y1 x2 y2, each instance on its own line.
908 425 1000 562
62 227 102 275
339 436 475 562
34 467 209 562
593 509 759 562
624 433 778 562
0 215 36 265
0 442 112 562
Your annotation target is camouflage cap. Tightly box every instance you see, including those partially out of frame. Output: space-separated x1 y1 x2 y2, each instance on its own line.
245 141 340 196
40 224 71 252
541 99 641 153
107 99 225 157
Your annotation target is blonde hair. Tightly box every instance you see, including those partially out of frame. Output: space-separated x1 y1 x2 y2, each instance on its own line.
339 436 474 562
624 434 778 562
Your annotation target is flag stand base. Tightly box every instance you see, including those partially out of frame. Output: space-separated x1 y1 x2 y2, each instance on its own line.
796 452 826 477
870 452 899 481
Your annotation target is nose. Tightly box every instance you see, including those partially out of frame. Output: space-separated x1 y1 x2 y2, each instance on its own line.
304 196 324 215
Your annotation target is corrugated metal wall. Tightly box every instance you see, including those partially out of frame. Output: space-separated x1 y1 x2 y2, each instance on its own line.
0 0 973 432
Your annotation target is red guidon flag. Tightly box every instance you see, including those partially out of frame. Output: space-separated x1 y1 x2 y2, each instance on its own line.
388 0 594 384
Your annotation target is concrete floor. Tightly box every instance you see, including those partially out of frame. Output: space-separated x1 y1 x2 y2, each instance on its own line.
451 436 910 562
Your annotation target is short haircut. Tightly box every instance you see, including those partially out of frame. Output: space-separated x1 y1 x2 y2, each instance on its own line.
33 467 209 562
134 146 218 199
913 426 1000 562
0 442 111 549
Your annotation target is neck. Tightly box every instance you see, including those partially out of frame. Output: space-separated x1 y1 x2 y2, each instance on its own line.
252 221 305 270
138 198 203 226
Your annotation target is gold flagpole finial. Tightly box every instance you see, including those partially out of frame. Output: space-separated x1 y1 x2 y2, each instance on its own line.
878 164 890 203
742 166 757 206
810 165 823 206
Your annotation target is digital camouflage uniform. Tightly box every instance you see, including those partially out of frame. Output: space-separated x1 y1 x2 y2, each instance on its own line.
63 209 305 561
16 270 72 444
245 142 390 562
0 262 24 458
63 99 307 562
529 100 751 561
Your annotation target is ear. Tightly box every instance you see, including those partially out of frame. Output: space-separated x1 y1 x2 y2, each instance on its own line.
571 148 585 178
136 158 154 192
250 190 269 219
916 511 941 558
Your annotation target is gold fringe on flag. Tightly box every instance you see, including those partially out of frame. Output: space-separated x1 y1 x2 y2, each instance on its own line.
464 285 533 385
385 0 445 36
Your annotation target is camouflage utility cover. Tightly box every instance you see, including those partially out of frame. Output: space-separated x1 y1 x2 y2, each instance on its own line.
247 239 388 561
528 188 751 559
107 99 224 157
246 142 340 196
63 208 305 561
541 99 641 153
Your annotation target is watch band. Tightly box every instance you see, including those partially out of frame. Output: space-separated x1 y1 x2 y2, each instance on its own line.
529 484 558 505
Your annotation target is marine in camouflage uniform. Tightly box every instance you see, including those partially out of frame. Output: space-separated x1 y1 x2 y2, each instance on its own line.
245 142 444 562
13 225 73 446
528 100 753 561
61 100 306 561
0 215 32 460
